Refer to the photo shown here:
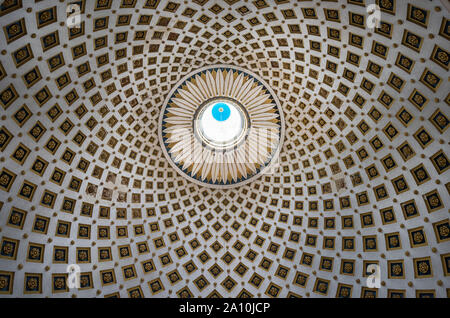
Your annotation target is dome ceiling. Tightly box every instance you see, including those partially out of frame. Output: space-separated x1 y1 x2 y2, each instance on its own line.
0 0 449 298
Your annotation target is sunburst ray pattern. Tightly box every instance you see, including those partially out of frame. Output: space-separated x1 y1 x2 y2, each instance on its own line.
159 65 284 188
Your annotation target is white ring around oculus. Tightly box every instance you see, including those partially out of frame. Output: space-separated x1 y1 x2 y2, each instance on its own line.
194 99 248 149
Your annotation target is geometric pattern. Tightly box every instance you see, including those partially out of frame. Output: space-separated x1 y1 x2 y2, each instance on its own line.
160 65 284 188
0 0 449 298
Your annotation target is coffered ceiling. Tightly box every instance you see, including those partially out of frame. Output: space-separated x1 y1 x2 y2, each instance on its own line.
0 0 449 298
